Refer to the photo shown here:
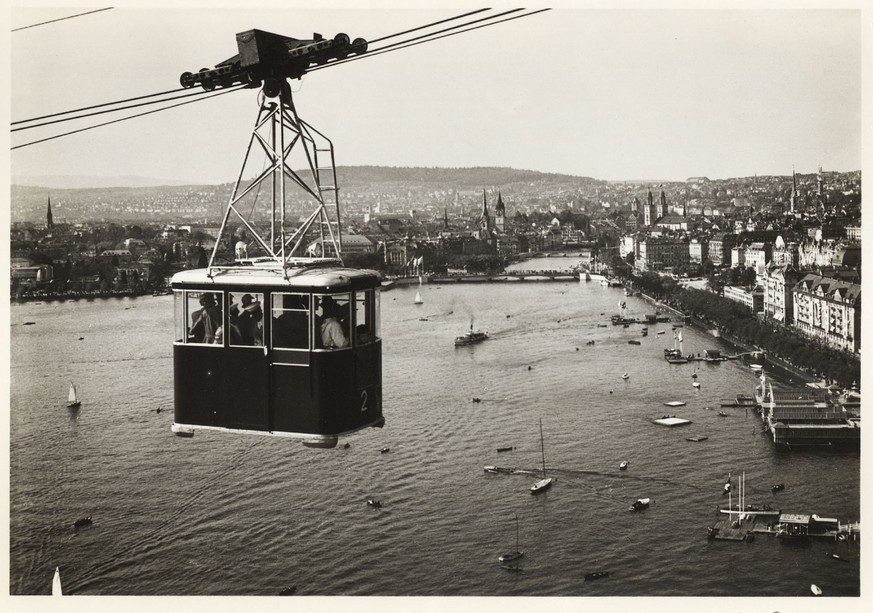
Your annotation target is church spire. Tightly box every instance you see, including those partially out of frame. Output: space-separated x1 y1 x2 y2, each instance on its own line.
46 195 54 228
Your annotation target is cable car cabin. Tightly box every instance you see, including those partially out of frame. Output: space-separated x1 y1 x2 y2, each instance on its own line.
170 262 383 448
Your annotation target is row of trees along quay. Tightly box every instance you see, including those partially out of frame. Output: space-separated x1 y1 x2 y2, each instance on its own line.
629 271 861 388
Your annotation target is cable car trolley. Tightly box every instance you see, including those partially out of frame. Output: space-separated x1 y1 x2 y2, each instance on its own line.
171 28 383 448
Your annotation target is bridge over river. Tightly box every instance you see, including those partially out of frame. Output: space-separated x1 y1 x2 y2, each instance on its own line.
428 272 579 283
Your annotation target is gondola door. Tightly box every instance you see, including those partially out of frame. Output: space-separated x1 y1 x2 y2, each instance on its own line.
268 292 315 434
222 291 270 431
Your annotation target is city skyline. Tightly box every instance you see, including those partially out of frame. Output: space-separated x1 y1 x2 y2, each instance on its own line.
8 4 865 187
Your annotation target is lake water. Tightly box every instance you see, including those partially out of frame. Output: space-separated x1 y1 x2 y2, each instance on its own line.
9 270 861 598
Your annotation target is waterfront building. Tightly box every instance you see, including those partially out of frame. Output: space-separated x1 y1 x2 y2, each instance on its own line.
762 264 803 325
620 234 639 261
636 236 689 272
707 233 737 267
844 225 862 241
792 273 861 354
722 284 764 313
759 385 859 447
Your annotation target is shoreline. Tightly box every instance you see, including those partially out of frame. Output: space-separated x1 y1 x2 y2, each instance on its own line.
634 290 818 386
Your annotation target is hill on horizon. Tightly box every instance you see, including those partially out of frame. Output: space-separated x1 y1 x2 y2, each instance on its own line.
10 174 203 190
10 166 600 190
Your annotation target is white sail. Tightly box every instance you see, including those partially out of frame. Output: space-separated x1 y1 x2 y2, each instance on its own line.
414 291 423 305
52 566 62 596
67 383 79 404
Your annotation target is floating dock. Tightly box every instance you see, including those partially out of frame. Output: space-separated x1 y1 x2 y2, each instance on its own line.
653 417 691 427
708 508 860 542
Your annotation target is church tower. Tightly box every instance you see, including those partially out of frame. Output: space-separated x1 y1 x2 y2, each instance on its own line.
478 189 492 237
659 189 667 218
789 166 797 213
644 188 655 226
495 191 506 233
46 196 54 229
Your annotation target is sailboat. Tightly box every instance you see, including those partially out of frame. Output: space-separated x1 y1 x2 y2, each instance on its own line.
52 566 62 596
498 514 524 564
67 382 81 408
414 276 423 305
530 419 553 494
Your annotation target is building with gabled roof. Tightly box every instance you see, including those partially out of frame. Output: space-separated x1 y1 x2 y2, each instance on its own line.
793 274 860 353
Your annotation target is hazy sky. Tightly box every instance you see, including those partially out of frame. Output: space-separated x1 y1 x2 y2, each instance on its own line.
7 2 865 185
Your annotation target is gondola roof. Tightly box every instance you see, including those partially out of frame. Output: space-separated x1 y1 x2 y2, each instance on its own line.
172 261 381 290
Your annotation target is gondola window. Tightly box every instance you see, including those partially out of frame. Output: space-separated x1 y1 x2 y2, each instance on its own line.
314 293 351 350
228 292 264 347
185 291 224 346
354 290 379 346
271 293 310 350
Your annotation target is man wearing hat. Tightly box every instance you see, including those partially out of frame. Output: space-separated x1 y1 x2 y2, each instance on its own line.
237 293 263 346
190 293 221 343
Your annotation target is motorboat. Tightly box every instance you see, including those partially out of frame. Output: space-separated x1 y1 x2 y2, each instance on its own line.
630 498 650 511
619 460 629 470
656 330 665 335
771 483 785 492
484 466 514 474
73 516 92 529
621 373 630 380
692 381 701 389
628 340 641 345
367 498 382 508
811 584 822 596
585 571 611 581
454 324 489 346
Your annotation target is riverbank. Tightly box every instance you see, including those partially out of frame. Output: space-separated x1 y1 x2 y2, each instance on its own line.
635 291 817 385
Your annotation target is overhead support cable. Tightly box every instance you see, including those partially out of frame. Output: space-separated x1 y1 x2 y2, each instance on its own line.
310 8 548 73
11 85 244 150
12 88 228 132
367 8 492 44
12 86 195 126
11 7 114 32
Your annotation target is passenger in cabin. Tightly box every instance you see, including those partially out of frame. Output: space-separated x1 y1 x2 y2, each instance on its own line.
356 324 373 345
318 296 349 349
237 294 264 346
272 294 309 349
190 294 222 343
